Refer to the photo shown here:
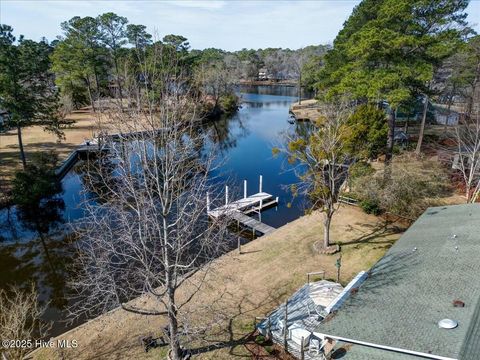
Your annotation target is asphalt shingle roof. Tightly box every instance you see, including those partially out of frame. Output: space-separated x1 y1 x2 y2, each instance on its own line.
316 204 480 359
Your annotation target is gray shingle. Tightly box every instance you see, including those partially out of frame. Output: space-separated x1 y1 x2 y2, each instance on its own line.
316 204 480 359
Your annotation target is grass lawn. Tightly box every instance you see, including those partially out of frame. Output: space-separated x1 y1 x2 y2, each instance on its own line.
31 205 405 360
0 110 101 193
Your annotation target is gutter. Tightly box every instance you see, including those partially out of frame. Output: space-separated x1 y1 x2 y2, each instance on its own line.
322 334 457 360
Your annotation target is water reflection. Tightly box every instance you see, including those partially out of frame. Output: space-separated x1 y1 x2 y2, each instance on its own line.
0 85 309 336
0 188 77 336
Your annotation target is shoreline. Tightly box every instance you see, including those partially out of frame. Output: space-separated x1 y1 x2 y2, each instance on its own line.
238 79 297 87
29 206 405 360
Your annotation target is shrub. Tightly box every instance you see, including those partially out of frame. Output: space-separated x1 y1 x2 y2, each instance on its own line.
219 93 239 115
12 151 60 206
342 104 388 160
360 199 381 215
255 334 266 345
349 161 375 180
352 154 450 219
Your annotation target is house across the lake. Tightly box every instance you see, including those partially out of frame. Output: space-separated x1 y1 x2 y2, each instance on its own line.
258 203 480 359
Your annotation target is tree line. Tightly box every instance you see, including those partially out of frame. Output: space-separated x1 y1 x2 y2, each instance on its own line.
278 0 479 250
0 12 327 170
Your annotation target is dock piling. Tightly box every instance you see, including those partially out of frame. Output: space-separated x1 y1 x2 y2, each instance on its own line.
259 175 263 193
244 180 247 199
225 186 229 205
206 192 210 212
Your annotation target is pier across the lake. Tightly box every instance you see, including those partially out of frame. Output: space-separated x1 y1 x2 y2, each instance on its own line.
207 176 278 235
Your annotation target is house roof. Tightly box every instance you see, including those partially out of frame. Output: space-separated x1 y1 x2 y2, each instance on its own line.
330 342 422 360
315 204 480 359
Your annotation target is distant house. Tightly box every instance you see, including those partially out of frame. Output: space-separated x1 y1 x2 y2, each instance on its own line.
394 129 409 145
259 204 480 359
257 68 268 81
434 105 460 126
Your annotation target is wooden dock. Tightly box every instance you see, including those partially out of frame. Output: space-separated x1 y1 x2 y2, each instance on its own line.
55 143 109 180
207 176 278 236
228 211 275 235
208 192 274 218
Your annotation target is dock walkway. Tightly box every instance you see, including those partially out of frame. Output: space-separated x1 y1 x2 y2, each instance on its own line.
207 176 279 236
228 211 276 235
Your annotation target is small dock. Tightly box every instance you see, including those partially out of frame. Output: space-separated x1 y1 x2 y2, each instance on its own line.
55 142 109 180
207 176 278 236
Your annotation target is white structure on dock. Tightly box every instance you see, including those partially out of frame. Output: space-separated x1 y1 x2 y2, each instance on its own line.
207 175 279 236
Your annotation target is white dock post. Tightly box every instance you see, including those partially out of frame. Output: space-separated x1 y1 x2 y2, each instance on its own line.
244 180 247 199
276 196 279 211
259 175 263 193
225 186 229 205
259 199 263 222
207 192 210 212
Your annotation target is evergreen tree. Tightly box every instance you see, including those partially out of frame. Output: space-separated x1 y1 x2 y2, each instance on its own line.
318 0 470 163
0 25 62 168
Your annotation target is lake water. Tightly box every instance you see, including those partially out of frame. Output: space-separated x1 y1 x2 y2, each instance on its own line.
0 85 308 336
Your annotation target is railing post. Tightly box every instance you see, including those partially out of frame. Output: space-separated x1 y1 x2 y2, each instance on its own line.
259 199 263 222
244 179 247 199
259 175 263 193
267 317 271 340
225 186 229 205
301 337 305 360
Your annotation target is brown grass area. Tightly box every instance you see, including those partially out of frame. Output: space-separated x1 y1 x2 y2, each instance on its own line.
290 99 321 122
31 205 404 360
0 110 99 184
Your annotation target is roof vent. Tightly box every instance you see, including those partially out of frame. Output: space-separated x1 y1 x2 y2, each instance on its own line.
438 319 458 329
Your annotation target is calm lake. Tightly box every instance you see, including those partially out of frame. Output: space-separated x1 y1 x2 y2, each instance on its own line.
0 85 309 336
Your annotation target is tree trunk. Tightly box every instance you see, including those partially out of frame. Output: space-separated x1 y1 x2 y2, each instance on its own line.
113 56 124 107
298 72 302 105
466 61 480 120
444 89 455 131
167 287 182 360
386 107 396 165
17 124 27 169
415 94 429 156
85 77 96 113
323 213 332 248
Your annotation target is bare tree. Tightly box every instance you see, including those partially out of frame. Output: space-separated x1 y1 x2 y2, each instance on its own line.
194 60 236 111
0 284 48 360
275 100 352 249
453 113 480 203
70 45 231 360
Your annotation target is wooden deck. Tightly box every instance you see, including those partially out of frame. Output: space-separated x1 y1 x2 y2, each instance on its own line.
228 211 276 235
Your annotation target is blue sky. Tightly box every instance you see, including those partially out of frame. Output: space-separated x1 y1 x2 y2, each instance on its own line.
1 0 479 51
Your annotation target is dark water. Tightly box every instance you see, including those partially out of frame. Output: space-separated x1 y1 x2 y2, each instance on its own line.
0 85 308 336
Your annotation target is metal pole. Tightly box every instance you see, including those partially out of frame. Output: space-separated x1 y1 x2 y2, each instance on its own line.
244 179 247 199
259 175 263 193
225 186 229 205
284 301 288 352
